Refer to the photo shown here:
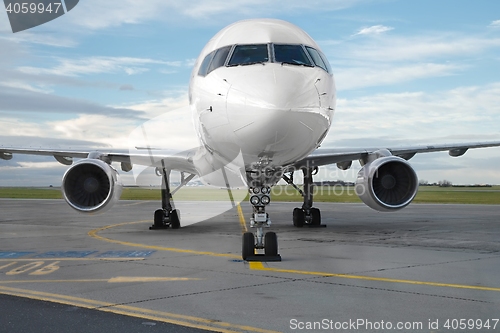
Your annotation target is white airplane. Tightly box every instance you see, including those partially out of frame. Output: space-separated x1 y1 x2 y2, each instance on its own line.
2 19 500 261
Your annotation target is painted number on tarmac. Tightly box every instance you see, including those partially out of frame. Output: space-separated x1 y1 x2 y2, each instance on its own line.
0 261 60 276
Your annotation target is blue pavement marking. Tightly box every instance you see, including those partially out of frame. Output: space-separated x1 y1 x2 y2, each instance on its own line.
0 252 35 259
34 251 98 258
1 251 155 259
96 251 156 258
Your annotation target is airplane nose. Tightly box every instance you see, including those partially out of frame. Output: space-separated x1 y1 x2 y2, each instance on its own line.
224 64 330 165
227 64 320 112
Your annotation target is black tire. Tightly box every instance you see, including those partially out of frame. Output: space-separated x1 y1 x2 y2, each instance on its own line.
264 232 278 256
154 209 165 227
242 232 255 260
170 209 181 229
293 208 304 227
311 208 321 226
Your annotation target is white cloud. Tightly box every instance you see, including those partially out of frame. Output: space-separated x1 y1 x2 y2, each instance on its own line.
330 34 500 64
176 0 355 18
0 117 56 139
0 81 52 94
123 67 149 75
49 114 139 148
327 83 500 143
335 63 461 90
321 30 500 90
127 106 199 153
18 56 184 77
0 90 194 153
0 85 143 117
159 69 179 75
125 94 189 117
0 32 77 48
17 161 65 169
490 20 500 27
184 58 197 67
62 0 357 30
355 25 393 36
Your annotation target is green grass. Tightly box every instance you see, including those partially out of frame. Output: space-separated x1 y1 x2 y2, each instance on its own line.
120 187 250 201
1 185 499 204
0 187 63 199
272 185 500 204
413 186 500 204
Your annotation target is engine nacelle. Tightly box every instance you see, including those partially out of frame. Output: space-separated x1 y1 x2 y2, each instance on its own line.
62 159 122 213
355 156 418 211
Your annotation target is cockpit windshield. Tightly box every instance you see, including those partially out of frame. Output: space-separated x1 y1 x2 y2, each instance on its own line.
305 46 331 73
274 44 313 67
198 43 332 76
228 44 269 66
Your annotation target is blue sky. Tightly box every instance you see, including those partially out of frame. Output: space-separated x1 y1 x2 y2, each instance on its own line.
1 0 500 186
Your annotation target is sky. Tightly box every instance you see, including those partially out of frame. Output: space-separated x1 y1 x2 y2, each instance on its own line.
1 0 500 186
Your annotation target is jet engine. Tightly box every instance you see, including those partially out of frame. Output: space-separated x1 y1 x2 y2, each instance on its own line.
355 156 418 211
62 159 122 213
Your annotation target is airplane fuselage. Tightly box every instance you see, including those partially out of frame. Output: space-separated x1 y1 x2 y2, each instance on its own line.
189 19 336 186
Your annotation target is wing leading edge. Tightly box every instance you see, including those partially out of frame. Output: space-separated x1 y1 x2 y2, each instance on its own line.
292 141 500 169
0 147 199 174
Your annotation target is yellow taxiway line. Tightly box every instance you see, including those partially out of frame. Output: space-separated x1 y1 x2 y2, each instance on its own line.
87 220 241 259
0 285 280 333
237 204 248 233
248 262 500 292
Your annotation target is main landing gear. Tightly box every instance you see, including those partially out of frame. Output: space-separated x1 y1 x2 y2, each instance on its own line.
283 168 325 228
150 163 195 230
242 186 281 261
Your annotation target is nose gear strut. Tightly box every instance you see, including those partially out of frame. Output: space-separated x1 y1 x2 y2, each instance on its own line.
242 186 281 261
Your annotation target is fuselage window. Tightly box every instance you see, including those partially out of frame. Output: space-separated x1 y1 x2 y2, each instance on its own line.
305 46 328 72
198 51 215 76
207 45 232 75
228 44 269 66
274 44 313 67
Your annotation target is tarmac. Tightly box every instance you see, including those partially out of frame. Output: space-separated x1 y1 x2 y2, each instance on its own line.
1 198 500 332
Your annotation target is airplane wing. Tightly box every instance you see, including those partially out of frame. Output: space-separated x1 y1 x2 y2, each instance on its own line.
0 147 199 174
0 145 250 216
292 141 500 169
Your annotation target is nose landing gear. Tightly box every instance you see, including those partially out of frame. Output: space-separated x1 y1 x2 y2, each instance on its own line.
242 187 281 261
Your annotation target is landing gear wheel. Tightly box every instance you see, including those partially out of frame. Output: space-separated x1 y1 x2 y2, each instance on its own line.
154 209 165 227
311 208 321 226
242 232 255 260
293 208 304 227
170 209 180 229
264 232 278 256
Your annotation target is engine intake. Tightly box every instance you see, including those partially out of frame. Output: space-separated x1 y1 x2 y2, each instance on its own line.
355 156 418 211
62 159 122 213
